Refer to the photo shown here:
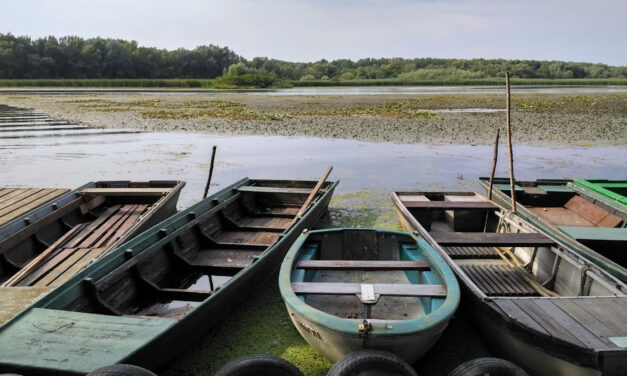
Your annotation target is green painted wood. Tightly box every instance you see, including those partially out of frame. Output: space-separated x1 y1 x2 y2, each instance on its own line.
537 184 573 193
575 180 627 206
558 226 627 242
494 183 523 192
0 308 175 374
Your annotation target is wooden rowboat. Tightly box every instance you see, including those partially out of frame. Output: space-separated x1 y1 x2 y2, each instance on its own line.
279 228 459 364
573 180 627 207
0 177 336 375
0 180 184 325
478 178 627 282
0 187 70 227
392 191 627 376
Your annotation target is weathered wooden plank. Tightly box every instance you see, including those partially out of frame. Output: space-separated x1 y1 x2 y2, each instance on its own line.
92 205 147 248
79 195 106 215
494 299 549 335
15 248 76 286
570 298 627 335
0 188 39 208
46 247 109 287
191 249 261 269
513 299 584 347
33 248 90 287
0 287 50 325
533 299 612 350
553 298 617 345
431 232 556 246
237 216 291 230
291 282 447 297
296 260 431 271
64 205 122 249
214 231 280 247
237 186 313 194
1 189 68 223
403 201 497 209
81 188 171 196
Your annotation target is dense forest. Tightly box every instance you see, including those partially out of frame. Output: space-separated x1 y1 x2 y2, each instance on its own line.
0 34 625 86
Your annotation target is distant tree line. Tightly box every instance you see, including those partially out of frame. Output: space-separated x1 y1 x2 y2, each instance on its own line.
1 33 625 82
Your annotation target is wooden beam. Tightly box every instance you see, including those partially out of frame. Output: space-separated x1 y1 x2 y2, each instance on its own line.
402 201 497 209
291 282 447 297
296 260 430 271
430 232 556 246
81 188 171 196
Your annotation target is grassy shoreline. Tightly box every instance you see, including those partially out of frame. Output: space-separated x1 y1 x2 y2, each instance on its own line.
0 78 626 88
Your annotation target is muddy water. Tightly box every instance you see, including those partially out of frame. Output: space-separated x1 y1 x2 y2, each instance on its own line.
1 131 625 209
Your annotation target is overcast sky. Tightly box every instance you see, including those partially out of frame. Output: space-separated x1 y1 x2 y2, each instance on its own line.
2 0 625 65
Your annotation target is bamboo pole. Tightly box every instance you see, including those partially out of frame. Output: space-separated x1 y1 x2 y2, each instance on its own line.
203 145 217 199
487 128 500 200
505 72 517 212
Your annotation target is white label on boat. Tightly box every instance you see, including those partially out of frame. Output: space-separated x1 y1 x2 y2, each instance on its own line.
609 337 627 348
361 284 375 301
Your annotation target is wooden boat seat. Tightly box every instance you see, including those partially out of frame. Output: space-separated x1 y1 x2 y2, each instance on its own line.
237 186 314 194
430 232 556 247
296 260 430 271
443 246 500 259
291 282 447 297
220 210 290 232
213 231 280 248
81 188 172 197
460 264 538 296
180 249 260 276
403 201 497 210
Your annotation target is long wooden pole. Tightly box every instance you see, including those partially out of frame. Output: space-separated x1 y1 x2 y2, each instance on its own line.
203 145 217 199
505 72 517 212
487 128 500 200
291 166 333 226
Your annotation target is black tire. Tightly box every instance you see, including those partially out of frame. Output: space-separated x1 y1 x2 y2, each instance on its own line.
448 357 529 376
214 354 304 376
326 350 418 376
86 364 157 376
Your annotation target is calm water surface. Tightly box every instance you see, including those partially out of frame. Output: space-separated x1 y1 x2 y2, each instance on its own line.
1 131 625 209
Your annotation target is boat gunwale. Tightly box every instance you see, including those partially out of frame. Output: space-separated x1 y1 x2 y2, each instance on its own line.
279 227 460 337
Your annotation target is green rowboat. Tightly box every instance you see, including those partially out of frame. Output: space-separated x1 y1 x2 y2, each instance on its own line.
279 228 459 364
0 177 337 375
574 180 627 207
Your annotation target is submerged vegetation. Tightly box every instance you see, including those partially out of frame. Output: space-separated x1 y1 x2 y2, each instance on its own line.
1 34 625 88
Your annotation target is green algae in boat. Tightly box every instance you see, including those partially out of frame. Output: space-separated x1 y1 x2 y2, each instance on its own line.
392 190 627 376
279 228 459 364
479 177 627 282
574 180 627 206
0 177 337 375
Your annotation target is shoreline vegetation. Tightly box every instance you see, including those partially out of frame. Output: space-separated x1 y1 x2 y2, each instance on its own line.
0 78 627 88
1 34 626 89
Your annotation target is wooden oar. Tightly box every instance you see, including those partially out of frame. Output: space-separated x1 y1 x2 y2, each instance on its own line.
290 166 333 226
1 223 85 287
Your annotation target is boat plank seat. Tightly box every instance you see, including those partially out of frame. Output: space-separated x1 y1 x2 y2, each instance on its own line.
496 297 627 351
236 216 292 230
430 232 556 247
403 201 497 209
443 246 500 259
460 264 538 296
296 260 430 271
81 188 171 196
256 207 300 217
292 282 447 297
237 186 314 194
522 186 548 195
213 231 280 247
183 249 260 275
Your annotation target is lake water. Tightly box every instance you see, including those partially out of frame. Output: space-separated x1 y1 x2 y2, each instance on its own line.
2 130 625 209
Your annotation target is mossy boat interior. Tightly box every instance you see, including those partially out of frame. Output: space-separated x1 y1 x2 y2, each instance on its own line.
0 178 336 375
392 191 627 376
279 228 459 364
478 177 627 282
0 180 184 326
